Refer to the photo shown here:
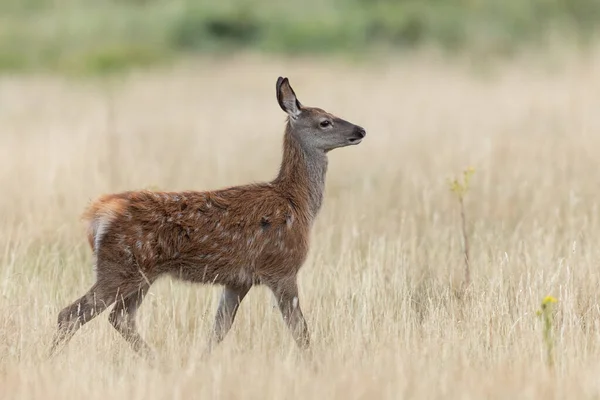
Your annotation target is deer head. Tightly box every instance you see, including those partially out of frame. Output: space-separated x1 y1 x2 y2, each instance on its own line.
276 77 366 153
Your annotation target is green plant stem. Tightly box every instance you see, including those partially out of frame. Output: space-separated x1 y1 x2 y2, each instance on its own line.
459 196 471 287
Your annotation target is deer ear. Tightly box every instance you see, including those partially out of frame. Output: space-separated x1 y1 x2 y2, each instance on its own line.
276 77 302 118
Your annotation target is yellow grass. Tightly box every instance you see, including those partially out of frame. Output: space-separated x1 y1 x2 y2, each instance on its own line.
2 51 600 399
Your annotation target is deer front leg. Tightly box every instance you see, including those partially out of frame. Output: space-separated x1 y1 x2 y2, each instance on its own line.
270 278 310 349
204 283 251 355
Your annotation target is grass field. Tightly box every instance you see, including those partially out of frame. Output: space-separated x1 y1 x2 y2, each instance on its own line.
2 51 600 398
2 0 600 74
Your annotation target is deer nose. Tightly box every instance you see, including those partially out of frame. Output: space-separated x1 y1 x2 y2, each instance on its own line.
355 126 366 138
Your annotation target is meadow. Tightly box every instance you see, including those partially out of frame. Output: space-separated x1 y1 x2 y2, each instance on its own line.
2 0 600 73
1 51 600 398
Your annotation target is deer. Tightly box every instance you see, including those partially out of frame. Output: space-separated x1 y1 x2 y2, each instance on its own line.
49 77 366 361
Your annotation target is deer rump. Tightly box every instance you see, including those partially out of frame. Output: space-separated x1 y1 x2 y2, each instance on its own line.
82 188 310 287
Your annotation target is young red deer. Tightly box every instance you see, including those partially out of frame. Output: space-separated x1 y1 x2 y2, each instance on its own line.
49 77 366 359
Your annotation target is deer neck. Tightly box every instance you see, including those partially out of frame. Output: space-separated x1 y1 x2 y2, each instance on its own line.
274 125 328 221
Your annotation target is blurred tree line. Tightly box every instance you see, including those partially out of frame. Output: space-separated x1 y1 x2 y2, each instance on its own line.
0 0 599 73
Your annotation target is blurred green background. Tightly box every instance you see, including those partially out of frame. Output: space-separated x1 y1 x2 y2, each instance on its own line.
1 0 599 74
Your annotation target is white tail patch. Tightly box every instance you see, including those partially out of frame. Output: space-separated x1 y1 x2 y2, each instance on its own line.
91 216 111 254
85 197 126 277
89 215 112 278
83 195 127 254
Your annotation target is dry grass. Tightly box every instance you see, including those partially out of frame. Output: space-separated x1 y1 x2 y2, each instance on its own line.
2 51 600 399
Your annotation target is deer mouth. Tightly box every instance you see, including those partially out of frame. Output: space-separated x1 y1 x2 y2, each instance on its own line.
348 127 366 145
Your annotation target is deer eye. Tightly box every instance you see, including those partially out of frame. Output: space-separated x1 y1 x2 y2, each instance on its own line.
319 120 332 128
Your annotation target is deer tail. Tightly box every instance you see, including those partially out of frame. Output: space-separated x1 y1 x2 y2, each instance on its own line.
81 194 128 253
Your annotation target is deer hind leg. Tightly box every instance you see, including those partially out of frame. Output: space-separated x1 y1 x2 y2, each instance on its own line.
204 283 251 355
269 278 310 349
108 282 154 360
49 279 121 357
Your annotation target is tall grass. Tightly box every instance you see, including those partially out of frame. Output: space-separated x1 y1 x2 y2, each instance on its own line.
2 52 600 398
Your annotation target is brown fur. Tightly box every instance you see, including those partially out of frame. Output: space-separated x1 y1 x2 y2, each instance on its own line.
49 77 365 360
